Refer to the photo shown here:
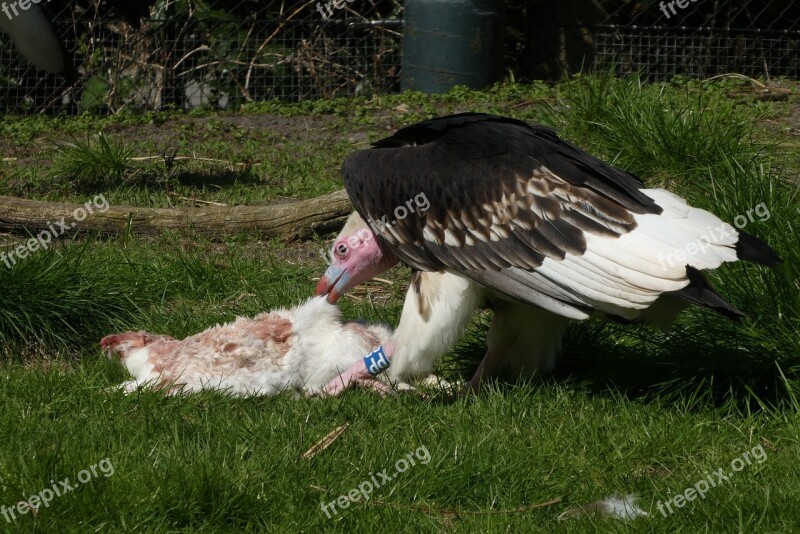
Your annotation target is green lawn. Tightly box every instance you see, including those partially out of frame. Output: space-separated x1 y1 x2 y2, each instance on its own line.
0 73 798 532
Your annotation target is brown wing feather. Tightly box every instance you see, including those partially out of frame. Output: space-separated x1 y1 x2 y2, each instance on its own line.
342 114 659 307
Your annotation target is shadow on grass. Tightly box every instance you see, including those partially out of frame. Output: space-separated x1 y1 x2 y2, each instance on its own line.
443 320 798 412
554 339 798 412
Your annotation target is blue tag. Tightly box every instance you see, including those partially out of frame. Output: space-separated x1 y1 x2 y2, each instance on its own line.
363 345 391 376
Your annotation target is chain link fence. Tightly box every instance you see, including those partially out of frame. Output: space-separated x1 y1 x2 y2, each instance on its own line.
0 1 798 114
594 0 800 80
514 1 800 81
0 1 402 114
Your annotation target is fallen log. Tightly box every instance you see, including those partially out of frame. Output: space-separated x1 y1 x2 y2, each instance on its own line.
0 190 353 240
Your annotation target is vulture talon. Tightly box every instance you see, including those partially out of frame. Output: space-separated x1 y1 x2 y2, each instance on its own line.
354 376 394 397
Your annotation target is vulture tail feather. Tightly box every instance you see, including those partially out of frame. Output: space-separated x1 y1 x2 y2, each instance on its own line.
735 231 782 267
670 267 744 320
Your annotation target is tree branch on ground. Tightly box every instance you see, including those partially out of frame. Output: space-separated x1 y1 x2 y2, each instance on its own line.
0 190 352 241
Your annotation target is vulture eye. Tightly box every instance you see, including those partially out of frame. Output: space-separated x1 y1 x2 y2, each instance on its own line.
335 242 349 258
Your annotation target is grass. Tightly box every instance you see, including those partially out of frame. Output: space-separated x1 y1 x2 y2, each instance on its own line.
51 132 134 191
539 72 772 183
0 362 796 532
0 72 798 531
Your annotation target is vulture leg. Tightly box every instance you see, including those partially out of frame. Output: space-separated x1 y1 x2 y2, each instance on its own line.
387 271 483 381
466 302 570 392
465 348 503 392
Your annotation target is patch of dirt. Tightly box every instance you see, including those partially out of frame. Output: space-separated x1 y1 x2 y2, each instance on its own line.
0 112 373 167
746 80 800 126
201 114 339 142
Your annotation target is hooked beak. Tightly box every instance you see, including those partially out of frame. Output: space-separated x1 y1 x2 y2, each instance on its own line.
315 264 349 304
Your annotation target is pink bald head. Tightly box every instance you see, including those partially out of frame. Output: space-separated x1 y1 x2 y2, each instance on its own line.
316 212 398 303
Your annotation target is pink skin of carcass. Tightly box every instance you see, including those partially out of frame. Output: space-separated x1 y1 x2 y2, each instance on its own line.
316 223 399 395
101 296 396 396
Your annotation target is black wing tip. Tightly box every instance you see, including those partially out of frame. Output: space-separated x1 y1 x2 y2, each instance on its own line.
673 266 745 320
675 232 781 320
736 231 782 267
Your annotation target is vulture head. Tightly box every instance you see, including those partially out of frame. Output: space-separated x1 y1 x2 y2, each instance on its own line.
316 212 397 303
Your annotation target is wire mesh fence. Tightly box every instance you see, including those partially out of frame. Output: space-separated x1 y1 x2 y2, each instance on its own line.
0 1 402 114
0 0 798 115
593 0 800 80
514 0 800 81
595 26 800 81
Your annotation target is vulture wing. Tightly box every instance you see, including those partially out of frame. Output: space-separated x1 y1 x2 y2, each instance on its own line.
343 113 776 320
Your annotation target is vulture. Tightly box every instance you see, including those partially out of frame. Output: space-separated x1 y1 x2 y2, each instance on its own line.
315 113 780 395
101 296 396 396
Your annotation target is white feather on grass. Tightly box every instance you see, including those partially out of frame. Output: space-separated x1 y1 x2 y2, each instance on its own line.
558 494 649 521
